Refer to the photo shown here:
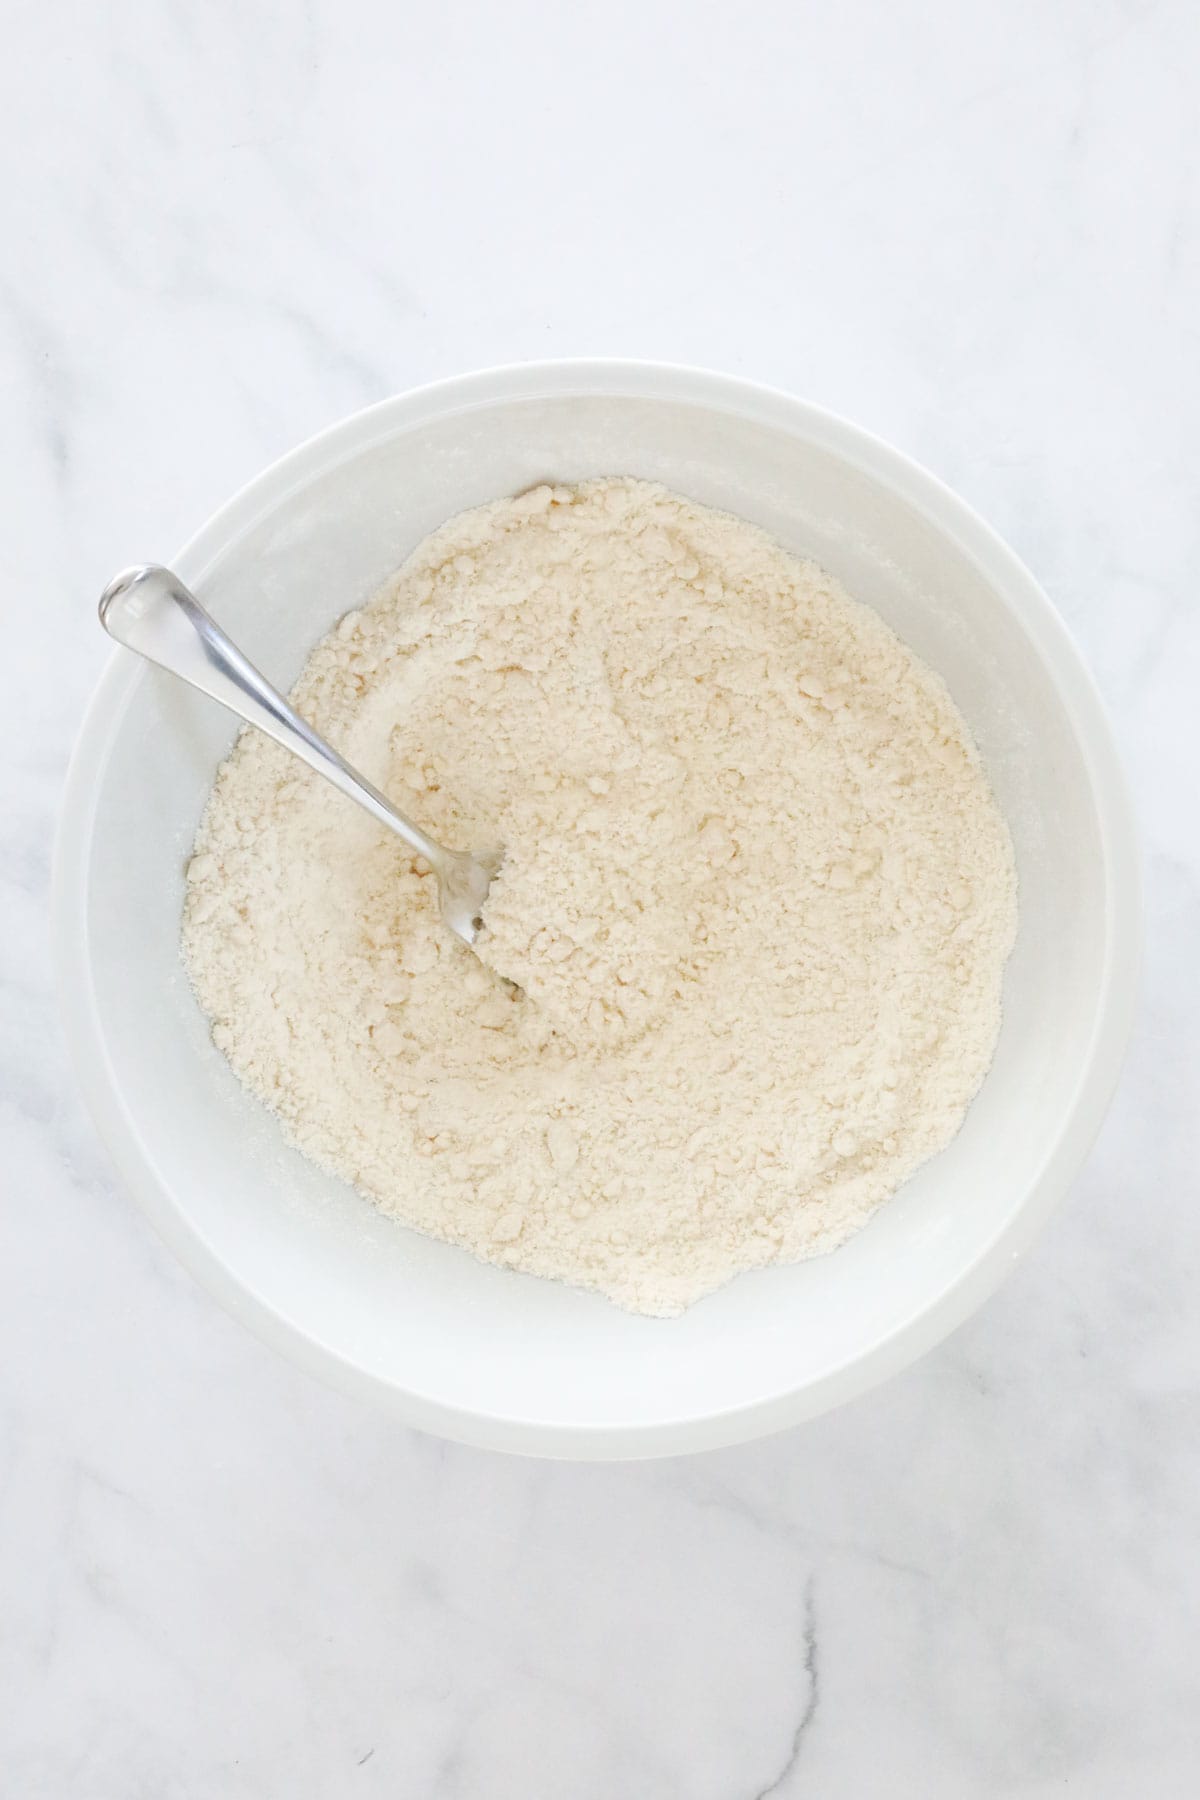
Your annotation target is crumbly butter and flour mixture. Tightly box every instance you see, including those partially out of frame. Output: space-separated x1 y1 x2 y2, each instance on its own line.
183 479 1017 1316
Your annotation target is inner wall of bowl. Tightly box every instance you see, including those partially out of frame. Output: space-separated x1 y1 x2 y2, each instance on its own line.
85 393 1106 1432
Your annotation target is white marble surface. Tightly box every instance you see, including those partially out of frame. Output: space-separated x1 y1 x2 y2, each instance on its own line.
2 0 1198 1792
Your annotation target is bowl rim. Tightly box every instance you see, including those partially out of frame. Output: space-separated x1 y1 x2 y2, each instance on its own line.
52 358 1142 1459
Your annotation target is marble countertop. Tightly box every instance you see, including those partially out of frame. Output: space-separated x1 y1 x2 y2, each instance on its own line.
3 2 1198 1793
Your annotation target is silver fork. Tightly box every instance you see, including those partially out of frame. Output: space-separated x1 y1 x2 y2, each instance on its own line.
99 565 502 948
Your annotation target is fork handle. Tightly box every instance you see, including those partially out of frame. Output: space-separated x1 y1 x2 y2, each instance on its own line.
98 565 448 872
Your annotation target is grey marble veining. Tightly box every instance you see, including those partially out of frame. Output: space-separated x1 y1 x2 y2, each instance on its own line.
2 1 1198 1793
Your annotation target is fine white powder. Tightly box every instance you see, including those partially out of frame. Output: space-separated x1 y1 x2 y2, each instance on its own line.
182 479 1017 1316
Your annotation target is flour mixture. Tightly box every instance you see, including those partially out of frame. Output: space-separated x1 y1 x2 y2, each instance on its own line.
182 479 1017 1315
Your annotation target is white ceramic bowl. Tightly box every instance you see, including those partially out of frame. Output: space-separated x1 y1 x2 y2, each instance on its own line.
54 362 1139 1458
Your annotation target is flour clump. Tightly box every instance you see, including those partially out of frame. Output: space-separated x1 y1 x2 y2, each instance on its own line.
182 479 1017 1316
